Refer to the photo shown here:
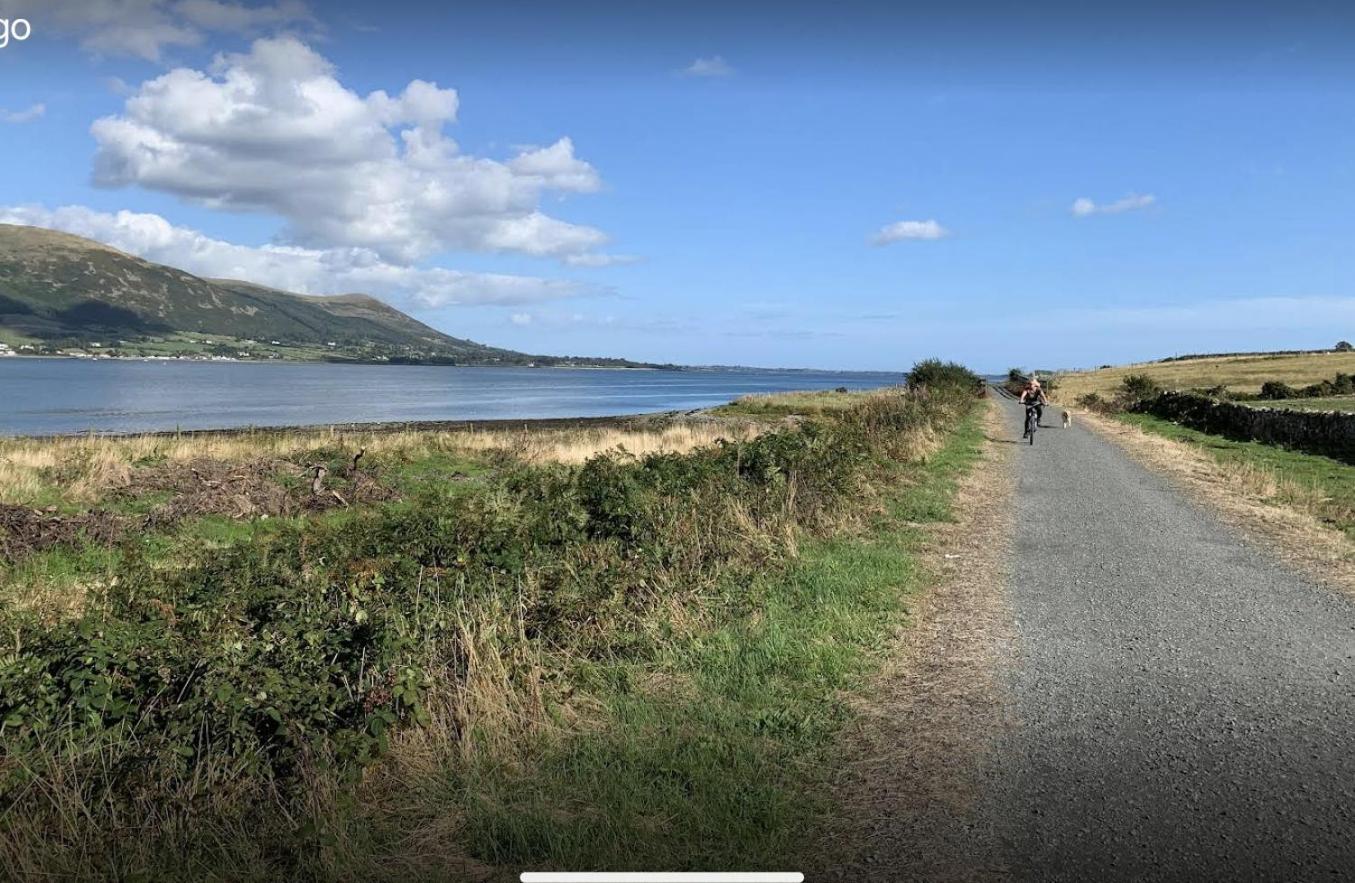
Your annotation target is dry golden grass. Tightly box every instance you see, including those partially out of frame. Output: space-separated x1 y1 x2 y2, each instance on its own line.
0 420 762 506
3 576 101 621
1055 351 1355 401
452 421 762 465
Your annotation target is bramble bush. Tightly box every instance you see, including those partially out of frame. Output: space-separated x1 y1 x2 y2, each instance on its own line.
0 361 980 840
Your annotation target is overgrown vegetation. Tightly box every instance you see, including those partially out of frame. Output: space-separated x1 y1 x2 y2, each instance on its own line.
0 366 980 878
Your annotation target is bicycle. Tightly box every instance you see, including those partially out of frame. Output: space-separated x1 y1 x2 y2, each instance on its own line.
1023 403 1040 445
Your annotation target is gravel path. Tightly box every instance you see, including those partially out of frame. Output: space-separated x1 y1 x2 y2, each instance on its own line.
989 395 1355 879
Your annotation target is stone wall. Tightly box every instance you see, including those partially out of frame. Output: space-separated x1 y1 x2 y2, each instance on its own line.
1139 392 1355 465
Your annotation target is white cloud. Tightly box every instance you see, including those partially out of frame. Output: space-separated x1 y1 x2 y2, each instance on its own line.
682 56 735 77
1070 193 1156 216
563 253 643 268
870 219 950 245
509 313 533 326
175 0 313 32
0 104 44 124
89 37 615 265
6 0 316 61
0 204 604 309
507 138 601 193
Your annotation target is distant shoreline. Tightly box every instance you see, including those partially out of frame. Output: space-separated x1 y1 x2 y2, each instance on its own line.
0 353 903 375
0 353 667 370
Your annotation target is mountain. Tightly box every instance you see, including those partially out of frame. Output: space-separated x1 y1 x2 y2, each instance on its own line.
0 224 643 366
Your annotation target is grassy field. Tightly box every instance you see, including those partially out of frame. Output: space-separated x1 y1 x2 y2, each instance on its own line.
0 368 983 879
1238 396 1355 413
718 387 889 418
1118 412 1355 540
1056 351 1355 401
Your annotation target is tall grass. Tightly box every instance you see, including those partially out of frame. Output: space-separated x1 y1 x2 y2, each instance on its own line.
0 421 762 507
0 372 980 878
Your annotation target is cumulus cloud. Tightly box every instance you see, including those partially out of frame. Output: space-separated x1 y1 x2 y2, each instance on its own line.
507 138 602 192
0 104 44 124
5 0 315 61
870 219 950 245
89 37 615 265
0 204 604 309
682 56 735 77
1070 193 1156 216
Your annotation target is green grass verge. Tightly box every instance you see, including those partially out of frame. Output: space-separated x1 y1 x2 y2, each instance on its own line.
715 388 889 419
452 408 986 873
1119 412 1355 539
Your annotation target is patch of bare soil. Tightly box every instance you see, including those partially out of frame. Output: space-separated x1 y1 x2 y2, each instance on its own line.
1 458 400 563
123 456 398 524
814 399 1018 881
1079 411 1355 597
0 504 130 561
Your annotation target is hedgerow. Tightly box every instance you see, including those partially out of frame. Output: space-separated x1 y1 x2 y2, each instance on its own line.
0 363 979 866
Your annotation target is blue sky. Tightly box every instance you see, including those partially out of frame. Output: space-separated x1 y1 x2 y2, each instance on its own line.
1 0 1352 371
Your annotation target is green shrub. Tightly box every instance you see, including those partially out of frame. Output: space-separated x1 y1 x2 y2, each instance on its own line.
1117 374 1161 408
1076 392 1112 413
906 358 981 393
1259 380 1297 400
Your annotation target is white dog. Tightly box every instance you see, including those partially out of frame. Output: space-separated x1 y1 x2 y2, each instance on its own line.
1061 410 1072 429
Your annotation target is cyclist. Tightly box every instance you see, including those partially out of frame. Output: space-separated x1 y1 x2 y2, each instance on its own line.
1018 378 1048 433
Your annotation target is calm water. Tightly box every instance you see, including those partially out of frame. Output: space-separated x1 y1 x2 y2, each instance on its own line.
0 359 905 436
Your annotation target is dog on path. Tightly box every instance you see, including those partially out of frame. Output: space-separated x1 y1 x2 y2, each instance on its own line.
1061 410 1072 429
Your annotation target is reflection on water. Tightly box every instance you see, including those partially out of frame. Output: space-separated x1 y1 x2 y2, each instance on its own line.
0 359 905 435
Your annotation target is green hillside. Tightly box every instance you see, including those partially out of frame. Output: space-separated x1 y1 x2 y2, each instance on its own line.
0 224 642 366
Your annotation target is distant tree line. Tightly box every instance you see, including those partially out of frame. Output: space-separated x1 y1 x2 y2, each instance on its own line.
1156 341 1353 363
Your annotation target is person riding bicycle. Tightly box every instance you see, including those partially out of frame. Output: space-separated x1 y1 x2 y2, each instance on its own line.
1019 378 1048 429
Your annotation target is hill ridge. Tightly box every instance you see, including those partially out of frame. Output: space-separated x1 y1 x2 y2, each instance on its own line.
0 223 646 367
